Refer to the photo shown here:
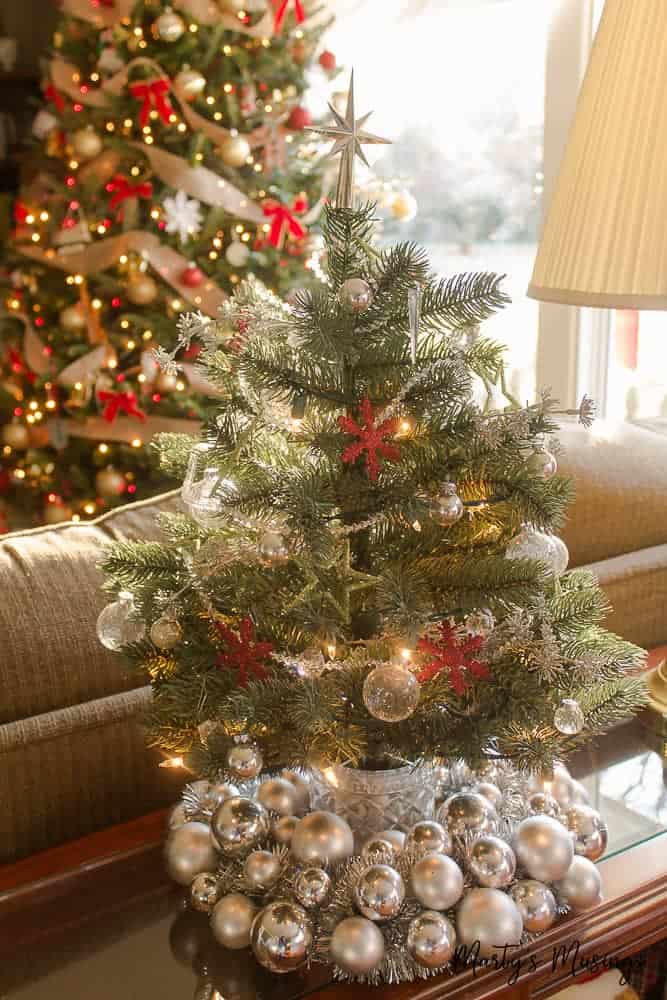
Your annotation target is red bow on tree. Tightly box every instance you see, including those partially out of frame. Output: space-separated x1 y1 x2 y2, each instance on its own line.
262 195 308 249
44 82 65 114
416 622 490 695
98 389 147 423
9 348 36 384
273 0 305 32
130 79 174 127
107 175 153 220
215 617 274 687
13 201 30 225
338 397 400 481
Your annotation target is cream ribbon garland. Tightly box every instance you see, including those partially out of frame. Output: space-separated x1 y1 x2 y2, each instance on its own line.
60 0 275 37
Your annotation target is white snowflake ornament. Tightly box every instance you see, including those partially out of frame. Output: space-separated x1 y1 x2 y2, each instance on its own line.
163 190 203 244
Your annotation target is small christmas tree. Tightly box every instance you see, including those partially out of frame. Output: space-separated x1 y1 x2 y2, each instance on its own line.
0 0 338 528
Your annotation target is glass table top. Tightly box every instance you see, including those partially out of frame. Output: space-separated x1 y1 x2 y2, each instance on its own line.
2 719 666 1000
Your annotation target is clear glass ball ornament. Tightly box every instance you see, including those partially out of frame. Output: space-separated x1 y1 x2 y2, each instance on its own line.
362 663 420 722
338 277 373 314
528 446 558 479
506 524 568 577
429 483 464 526
96 591 145 651
150 616 183 650
554 698 585 735
182 442 237 530
258 530 290 565
548 534 570 577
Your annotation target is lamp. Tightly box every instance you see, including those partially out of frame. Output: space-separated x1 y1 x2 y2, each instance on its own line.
528 0 667 310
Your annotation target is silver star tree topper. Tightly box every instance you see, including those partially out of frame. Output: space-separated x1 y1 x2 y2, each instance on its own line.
308 71 391 209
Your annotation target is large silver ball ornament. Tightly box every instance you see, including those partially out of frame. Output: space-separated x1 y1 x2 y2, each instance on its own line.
410 852 464 910
509 880 558 932
330 916 385 976
338 277 373 314
564 805 608 861
438 792 498 837
291 811 354 865
294 867 332 909
555 856 602 911
405 821 452 857
281 770 311 814
513 815 574 882
190 872 222 913
165 822 218 886
407 911 457 970
211 796 270 856
468 835 517 888
226 743 263 780
244 850 282 889
273 815 299 846
361 836 399 861
257 778 298 817
250 901 313 973
211 893 258 950
354 864 405 922
456 888 523 959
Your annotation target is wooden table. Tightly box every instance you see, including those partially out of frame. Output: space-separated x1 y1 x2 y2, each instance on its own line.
1 721 666 1000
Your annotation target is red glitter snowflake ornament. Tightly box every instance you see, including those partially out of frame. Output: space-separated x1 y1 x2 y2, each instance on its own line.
417 622 490 695
338 398 400 481
215 617 274 687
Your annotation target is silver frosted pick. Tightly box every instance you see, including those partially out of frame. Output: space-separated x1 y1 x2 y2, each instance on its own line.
468 835 516 889
294 867 332 909
354 864 405 922
438 791 498 837
513 815 574 882
407 910 457 970
211 796 270 856
509 879 558 932
409 852 464 911
250 901 313 974
564 804 608 861
404 820 452 857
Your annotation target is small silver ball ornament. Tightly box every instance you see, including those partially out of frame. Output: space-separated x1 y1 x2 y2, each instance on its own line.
354 863 405 922
510 879 558 932
273 815 299 846
468 835 517 889
330 916 385 976
555 856 602 911
190 872 222 913
226 742 263 780
456 887 523 959
404 821 452 857
376 829 406 852
410 852 464 910
294 867 332 909
407 911 457 970
564 804 608 861
438 791 498 837
150 616 183 650
250 901 313 973
244 850 282 889
211 893 258 950
211 796 270 856
165 822 218 886
474 782 503 810
361 836 398 860
362 663 420 722
281 770 311 814
257 778 298 817
513 815 574 882
429 483 464 526
153 8 186 42
200 782 240 813
528 447 558 479
528 791 563 819
338 277 373 314
291 811 355 865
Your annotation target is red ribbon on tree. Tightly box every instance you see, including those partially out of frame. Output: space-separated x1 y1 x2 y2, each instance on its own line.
130 79 174 128
44 82 65 113
262 195 308 249
107 175 153 220
273 0 305 32
98 389 147 423
215 617 274 687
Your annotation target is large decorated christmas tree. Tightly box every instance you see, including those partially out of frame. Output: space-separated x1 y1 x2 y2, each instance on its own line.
100 76 646 986
0 0 338 529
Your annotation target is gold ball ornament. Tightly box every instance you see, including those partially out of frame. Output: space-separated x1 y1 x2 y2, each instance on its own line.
219 133 251 168
127 274 158 305
150 616 183 650
2 422 30 450
152 7 186 42
95 466 126 499
155 370 179 393
174 69 207 101
44 501 74 525
218 0 246 12
71 127 104 161
60 303 87 333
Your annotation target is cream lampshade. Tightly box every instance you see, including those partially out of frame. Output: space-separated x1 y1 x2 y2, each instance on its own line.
528 0 667 310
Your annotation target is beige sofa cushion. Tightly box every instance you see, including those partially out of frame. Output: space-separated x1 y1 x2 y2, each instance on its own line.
584 544 667 650
557 421 667 568
0 491 179 725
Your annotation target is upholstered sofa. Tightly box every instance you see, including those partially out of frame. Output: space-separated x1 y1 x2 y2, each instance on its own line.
1 421 666 864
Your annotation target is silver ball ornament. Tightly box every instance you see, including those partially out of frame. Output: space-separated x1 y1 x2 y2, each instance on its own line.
362 663 420 722
168 803 188 830
509 879 558 932
211 893 258 950
250 901 313 973
564 805 608 861
528 447 558 479
330 917 385 976
200 782 240 813
211 796 270 856
410 852 464 910
456 888 523 959
354 864 405 922
528 792 563 820
554 698 585 735
226 742 263 780
362 836 399 860
429 483 464 526
174 69 207 101
244 850 282 889
376 829 406 852
280 770 311 815
150 616 183 650
190 872 222 913
127 274 158 305
225 240 251 268
257 778 298 816
555 856 602 911
513 815 574 882
291 811 354 865
165 822 218 886
95 466 126 499
294 867 332 909
60 303 87 333
407 911 456 970
404 821 452 857
273 815 298 846
549 535 570 577
338 277 373 314
438 791 498 837
551 764 575 808
152 8 186 42
474 782 503 810
468 835 517 888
